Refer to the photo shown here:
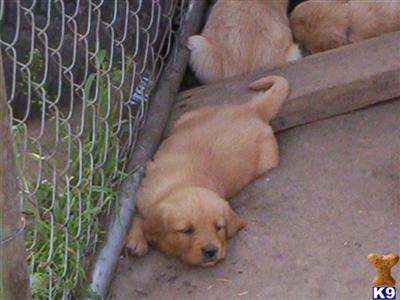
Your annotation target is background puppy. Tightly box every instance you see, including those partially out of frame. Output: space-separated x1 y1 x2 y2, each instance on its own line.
127 76 290 266
188 0 301 84
290 0 400 54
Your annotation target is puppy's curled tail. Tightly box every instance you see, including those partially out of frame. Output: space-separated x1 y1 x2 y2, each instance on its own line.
248 76 289 121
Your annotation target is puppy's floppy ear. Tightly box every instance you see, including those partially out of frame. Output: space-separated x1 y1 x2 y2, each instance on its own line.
144 202 170 240
224 206 245 238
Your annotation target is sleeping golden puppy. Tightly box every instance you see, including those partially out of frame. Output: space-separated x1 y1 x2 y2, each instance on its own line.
290 0 400 53
126 76 289 266
188 0 301 84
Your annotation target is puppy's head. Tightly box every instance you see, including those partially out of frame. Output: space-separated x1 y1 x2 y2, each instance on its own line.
144 187 245 267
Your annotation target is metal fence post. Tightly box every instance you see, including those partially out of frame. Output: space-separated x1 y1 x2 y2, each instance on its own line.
0 50 31 299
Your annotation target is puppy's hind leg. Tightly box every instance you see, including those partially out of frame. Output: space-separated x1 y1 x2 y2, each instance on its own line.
256 128 280 177
188 35 223 84
126 215 148 256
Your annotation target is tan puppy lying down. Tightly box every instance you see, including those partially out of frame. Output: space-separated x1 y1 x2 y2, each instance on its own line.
188 0 301 84
290 0 400 53
126 76 289 266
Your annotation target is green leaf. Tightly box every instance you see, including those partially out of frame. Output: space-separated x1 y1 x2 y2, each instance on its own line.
95 50 106 67
83 73 96 102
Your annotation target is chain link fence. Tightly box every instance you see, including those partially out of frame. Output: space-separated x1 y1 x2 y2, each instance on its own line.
0 0 191 298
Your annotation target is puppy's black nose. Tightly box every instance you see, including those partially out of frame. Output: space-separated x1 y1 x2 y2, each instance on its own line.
202 244 218 259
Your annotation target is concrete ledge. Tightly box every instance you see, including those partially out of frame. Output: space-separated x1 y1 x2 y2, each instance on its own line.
168 31 400 133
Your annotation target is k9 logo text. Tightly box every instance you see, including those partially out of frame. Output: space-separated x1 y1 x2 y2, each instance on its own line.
373 287 396 300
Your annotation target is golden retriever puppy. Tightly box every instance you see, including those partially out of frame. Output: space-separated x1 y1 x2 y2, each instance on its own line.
290 0 400 53
126 75 289 266
188 0 301 84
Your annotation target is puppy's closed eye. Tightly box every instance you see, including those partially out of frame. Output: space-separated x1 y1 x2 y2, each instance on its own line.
178 227 194 235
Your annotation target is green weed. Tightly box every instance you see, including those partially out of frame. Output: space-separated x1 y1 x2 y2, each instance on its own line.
13 49 129 299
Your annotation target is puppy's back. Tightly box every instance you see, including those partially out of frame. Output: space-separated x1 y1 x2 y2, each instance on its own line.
291 0 400 53
209 0 292 71
349 0 400 42
290 0 349 53
189 0 297 83
140 77 288 202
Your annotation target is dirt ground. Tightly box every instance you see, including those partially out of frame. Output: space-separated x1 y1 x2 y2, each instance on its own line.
109 99 400 300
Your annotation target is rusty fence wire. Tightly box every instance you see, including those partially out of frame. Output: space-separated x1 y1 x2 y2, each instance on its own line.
0 0 188 298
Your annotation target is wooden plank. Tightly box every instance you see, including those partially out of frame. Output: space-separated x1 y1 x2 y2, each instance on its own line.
167 31 400 133
0 51 31 297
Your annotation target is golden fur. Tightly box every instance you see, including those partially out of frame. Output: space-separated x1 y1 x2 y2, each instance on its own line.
290 0 400 53
188 0 301 84
126 76 289 266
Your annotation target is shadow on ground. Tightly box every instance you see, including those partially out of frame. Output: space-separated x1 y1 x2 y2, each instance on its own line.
109 100 400 300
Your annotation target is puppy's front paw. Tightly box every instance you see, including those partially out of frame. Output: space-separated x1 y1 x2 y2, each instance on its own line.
126 236 148 256
126 216 149 256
